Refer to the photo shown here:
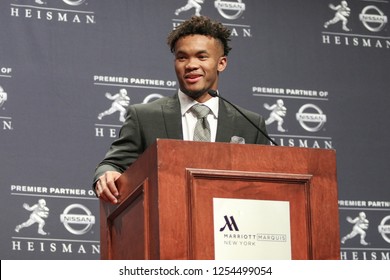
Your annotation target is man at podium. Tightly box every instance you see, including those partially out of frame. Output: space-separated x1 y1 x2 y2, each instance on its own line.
93 16 270 204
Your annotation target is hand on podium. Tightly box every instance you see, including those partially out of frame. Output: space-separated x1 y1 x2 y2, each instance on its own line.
95 171 121 204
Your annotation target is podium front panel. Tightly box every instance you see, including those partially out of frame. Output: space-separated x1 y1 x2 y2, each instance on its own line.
187 169 313 259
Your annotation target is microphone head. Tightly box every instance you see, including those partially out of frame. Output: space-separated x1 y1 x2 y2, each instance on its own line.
207 89 218 97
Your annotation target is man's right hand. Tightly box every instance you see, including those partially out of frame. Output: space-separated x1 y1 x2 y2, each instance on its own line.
95 171 122 204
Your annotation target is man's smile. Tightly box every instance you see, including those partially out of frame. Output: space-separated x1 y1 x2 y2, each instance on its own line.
185 73 203 83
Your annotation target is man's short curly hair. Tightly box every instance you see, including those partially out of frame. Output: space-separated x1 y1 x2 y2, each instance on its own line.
167 16 232 56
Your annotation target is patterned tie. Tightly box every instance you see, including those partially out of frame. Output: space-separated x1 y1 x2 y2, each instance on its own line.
191 104 211 142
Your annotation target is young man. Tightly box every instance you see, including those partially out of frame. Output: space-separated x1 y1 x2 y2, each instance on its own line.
93 16 270 204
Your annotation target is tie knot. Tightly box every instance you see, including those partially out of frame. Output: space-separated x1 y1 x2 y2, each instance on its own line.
191 104 210 119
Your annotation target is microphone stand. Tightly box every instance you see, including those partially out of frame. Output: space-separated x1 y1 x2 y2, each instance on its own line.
208 90 278 146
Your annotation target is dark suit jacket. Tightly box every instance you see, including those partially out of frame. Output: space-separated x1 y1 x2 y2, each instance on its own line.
93 94 269 183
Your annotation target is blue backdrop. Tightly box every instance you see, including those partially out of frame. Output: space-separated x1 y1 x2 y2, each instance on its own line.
1 0 389 259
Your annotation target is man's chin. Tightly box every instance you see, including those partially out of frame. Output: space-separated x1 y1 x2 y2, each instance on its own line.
182 90 206 100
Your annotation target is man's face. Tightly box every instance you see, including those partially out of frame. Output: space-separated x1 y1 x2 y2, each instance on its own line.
173 34 227 101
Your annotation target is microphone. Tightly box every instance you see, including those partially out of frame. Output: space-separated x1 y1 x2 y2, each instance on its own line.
208 89 278 146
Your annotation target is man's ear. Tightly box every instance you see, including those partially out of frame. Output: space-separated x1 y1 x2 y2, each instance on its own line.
217 56 227 72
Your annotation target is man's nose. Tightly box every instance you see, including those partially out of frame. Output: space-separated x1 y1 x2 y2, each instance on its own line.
185 58 199 70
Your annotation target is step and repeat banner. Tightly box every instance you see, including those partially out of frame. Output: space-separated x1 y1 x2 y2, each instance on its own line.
0 0 389 260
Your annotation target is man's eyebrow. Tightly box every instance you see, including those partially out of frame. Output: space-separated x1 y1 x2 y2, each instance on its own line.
175 49 209 55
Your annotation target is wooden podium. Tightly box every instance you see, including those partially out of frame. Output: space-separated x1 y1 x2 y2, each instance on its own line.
100 139 340 260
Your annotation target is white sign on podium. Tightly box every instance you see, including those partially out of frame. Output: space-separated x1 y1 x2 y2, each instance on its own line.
213 198 292 260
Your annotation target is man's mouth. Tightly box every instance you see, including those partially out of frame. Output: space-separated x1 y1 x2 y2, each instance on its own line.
185 74 202 83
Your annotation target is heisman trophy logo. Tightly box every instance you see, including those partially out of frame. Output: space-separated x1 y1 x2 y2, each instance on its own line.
15 199 50 236
324 1 351 32
341 212 369 246
97 88 130 123
264 99 287 132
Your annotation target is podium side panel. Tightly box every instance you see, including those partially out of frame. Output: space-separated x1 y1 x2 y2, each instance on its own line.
105 180 151 260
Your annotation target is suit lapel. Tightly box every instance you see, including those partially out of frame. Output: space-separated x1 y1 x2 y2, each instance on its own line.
216 99 235 142
162 95 183 139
